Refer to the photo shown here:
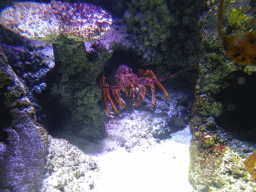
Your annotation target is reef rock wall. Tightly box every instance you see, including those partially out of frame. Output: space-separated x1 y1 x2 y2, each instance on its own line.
51 35 112 140
189 0 256 190
124 0 207 70
0 48 48 191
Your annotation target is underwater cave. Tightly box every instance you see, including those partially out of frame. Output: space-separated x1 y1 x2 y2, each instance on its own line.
215 70 256 143
99 49 143 84
35 48 144 137
35 89 72 136
34 65 72 137
34 47 198 139
97 49 147 114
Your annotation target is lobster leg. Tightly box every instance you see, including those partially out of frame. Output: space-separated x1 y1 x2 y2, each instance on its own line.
150 83 156 108
143 70 169 101
112 89 126 109
100 75 120 116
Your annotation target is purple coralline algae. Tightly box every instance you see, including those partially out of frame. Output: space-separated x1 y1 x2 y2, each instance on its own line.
0 1 112 42
51 1 112 41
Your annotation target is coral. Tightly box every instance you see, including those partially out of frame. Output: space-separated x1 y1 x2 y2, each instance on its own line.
189 0 256 190
244 151 256 182
0 1 113 140
0 2 59 41
0 1 112 42
84 19 133 53
218 0 256 68
50 1 112 42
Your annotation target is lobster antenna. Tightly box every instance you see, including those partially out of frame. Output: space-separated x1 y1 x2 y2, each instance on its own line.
156 60 199 83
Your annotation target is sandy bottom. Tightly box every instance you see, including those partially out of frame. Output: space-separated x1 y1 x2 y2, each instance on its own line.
44 108 193 192
93 127 192 192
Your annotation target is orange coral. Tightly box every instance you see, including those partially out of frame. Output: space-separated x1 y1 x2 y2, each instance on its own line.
218 0 256 65
244 151 256 181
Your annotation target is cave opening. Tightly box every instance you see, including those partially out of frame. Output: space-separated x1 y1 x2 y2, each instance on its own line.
99 48 144 86
34 64 72 137
35 48 144 136
215 70 256 143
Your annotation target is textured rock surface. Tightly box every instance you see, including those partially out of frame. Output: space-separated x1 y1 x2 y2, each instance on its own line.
0 49 48 191
41 136 99 192
124 0 206 71
189 0 256 190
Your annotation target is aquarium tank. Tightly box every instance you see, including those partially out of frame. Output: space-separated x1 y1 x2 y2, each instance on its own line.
0 0 256 191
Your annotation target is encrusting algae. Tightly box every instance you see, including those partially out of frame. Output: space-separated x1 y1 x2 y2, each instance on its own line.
218 0 256 66
218 0 256 182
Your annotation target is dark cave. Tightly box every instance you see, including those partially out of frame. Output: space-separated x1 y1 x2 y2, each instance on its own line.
34 65 72 136
35 90 72 136
0 93 12 143
215 70 256 142
99 49 144 86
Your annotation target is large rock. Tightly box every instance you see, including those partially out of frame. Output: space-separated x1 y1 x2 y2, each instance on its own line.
0 48 48 191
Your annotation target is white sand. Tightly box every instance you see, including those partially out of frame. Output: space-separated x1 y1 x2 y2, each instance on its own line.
94 127 192 192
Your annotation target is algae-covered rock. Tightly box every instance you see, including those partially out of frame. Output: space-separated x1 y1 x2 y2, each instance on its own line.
73 86 105 139
126 0 174 48
189 0 256 191
190 145 256 192
124 0 206 70
51 35 111 140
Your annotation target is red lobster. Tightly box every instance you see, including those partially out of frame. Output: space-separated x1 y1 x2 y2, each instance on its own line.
100 62 198 116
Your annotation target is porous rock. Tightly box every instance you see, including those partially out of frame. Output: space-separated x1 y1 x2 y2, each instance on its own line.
0 50 48 191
